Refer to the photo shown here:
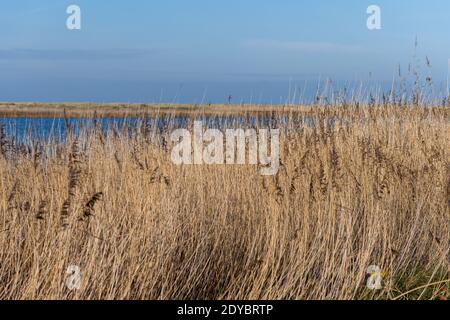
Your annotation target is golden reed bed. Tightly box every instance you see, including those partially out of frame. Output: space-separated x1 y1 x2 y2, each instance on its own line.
0 105 449 299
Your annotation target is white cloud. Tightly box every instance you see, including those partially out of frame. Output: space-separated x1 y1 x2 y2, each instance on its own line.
243 39 364 53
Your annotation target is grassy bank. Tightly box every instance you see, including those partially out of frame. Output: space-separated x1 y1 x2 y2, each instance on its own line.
0 105 449 299
0 102 305 118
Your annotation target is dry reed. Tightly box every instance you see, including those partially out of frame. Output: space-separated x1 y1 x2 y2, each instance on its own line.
0 105 448 300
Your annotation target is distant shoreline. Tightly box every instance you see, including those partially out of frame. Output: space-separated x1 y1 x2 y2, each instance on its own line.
0 102 448 118
0 102 315 118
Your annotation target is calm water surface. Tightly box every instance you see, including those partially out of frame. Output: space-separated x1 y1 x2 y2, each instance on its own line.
0 115 317 143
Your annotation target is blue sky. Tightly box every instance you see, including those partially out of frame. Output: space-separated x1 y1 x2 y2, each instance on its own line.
0 0 449 103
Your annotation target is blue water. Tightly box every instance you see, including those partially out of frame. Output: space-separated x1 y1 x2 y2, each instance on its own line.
0 115 312 143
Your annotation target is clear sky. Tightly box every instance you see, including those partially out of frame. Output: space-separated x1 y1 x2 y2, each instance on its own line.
0 0 449 103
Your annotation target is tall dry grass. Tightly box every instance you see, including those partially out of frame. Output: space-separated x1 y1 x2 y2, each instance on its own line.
0 105 449 300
